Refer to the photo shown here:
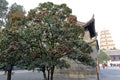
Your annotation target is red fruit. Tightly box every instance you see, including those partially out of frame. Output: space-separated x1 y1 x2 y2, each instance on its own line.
46 27 48 32
55 52 58 54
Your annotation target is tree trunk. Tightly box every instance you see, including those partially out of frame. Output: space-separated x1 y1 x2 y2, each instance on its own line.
42 71 47 80
42 68 47 80
43 71 47 80
7 69 12 80
50 66 55 80
47 69 50 80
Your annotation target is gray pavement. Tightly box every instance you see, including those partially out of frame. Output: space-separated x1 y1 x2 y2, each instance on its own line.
99 67 120 80
0 70 43 80
0 70 97 80
1 67 120 80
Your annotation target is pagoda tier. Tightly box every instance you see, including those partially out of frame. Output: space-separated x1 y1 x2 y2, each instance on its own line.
100 30 115 50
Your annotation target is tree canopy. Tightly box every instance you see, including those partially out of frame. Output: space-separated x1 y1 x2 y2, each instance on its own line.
7 3 26 27
98 50 110 64
0 2 26 80
8 3 25 14
0 0 8 28
0 2 94 80
19 2 93 80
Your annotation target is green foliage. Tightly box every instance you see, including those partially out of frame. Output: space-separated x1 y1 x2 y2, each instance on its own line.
0 0 8 28
19 2 93 80
0 3 26 80
0 2 94 80
0 27 29 80
8 3 26 14
56 59 70 69
7 3 26 27
77 54 96 67
98 50 110 63
0 28 25 70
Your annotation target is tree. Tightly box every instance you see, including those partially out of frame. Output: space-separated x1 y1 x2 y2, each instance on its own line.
0 0 8 28
0 27 27 80
19 2 93 80
0 3 26 80
0 2 93 80
98 50 110 64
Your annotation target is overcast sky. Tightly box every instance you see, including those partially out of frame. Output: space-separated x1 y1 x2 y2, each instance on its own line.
7 0 120 49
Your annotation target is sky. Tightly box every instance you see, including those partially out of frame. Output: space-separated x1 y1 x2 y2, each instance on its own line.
7 0 120 49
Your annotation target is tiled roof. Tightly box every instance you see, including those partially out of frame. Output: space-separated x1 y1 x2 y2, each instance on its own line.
104 50 120 55
77 16 96 38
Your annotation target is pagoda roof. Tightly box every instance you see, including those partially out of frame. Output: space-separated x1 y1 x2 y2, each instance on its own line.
77 16 96 38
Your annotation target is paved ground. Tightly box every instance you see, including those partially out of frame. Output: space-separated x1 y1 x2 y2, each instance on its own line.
0 70 97 80
99 67 120 80
0 70 43 80
1 66 120 80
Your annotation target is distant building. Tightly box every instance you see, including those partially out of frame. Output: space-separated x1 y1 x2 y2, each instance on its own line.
105 50 120 66
100 29 120 66
100 29 115 50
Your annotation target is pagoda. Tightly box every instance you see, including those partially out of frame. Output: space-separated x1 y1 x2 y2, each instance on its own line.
100 29 115 50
